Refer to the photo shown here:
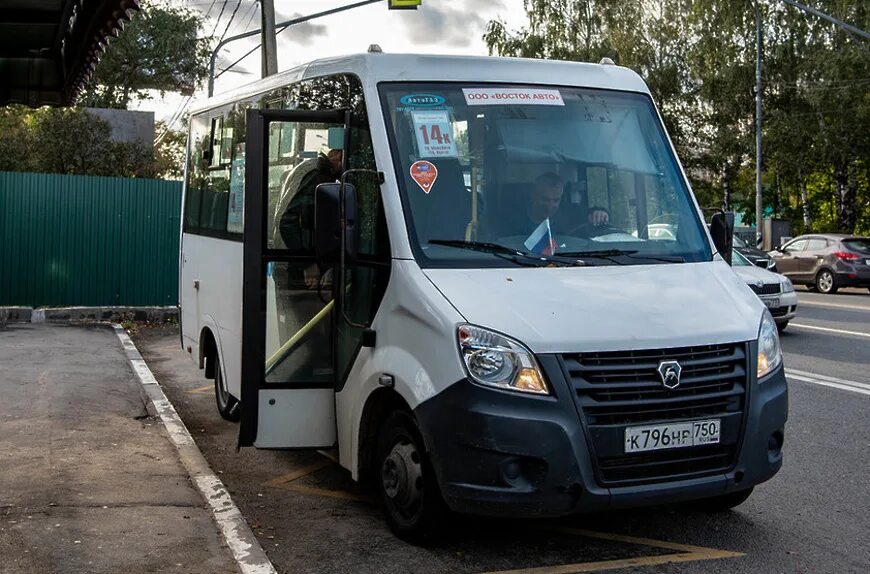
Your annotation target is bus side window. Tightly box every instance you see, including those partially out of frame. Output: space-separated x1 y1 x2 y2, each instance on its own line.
186 104 252 236
184 114 209 229
226 104 250 235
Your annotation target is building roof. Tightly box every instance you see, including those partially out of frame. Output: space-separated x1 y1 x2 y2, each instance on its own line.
0 0 139 106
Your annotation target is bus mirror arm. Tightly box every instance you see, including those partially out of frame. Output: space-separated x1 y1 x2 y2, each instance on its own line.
710 211 735 266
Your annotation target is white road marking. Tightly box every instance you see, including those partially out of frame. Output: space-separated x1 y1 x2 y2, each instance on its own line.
785 369 870 397
796 299 870 312
789 323 870 339
113 325 278 574
786 368 870 391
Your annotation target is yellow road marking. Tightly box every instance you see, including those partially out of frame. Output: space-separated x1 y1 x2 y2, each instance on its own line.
479 527 743 574
155 345 181 352
262 458 375 502
275 483 375 503
264 463 744 573
552 527 730 554
262 459 335 487
187 385 214 394
480 550 741 574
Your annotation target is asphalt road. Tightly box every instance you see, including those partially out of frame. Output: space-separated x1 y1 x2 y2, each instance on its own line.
134 288 870 574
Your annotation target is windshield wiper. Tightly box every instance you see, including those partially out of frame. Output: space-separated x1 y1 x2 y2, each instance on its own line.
429 239 545 267
557 249 638 258
557 248 684 264
428 240 583 267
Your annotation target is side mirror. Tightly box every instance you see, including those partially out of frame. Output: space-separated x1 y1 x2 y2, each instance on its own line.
315 182 358 265
710 211 734 266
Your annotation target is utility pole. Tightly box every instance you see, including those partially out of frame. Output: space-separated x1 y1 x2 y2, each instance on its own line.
208 0 387 96
755 1 764 248
260 0 278 77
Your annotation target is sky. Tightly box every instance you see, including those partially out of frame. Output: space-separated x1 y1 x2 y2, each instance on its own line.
140 0 528 128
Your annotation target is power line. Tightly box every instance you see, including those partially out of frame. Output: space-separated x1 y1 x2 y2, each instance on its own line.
155 94 194 146
219 1 244 44
240 0 258 32
215 42 259 79
780 0 870 41
159 1 249 143
202 1 218 19
210 0 230 37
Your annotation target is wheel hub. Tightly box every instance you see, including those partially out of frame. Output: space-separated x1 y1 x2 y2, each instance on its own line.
381 441 422 509
820 272 833 291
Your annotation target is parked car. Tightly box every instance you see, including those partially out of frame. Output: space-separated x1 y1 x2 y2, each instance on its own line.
768 234 870 294
733 234 777 271
733 249 797 331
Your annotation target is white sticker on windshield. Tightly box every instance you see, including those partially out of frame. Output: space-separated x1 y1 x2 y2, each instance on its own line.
411 110 458 158
463 88 564 106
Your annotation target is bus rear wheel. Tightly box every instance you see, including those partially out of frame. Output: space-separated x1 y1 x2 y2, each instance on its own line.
213 355 240 422
375 410 447 543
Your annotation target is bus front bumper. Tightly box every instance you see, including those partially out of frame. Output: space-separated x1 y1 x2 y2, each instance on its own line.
414 362 787 517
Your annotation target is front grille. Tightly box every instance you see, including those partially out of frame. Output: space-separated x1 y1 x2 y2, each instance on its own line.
562 342 749 486
597 445 738 484
770 305 791 318
749 283 780 295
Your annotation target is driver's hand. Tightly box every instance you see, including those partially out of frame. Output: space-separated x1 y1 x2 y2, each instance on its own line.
589 209 609 226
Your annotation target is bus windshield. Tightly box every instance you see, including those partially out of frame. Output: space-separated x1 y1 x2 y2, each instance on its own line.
379 83 711 267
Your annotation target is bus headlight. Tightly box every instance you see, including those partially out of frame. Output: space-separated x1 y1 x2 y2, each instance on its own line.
457 324 548 394
757 311 783 380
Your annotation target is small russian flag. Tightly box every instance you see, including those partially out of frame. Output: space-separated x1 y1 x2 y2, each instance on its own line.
524 218 557 256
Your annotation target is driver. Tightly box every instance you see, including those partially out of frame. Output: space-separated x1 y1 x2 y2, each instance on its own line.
511 172 609 237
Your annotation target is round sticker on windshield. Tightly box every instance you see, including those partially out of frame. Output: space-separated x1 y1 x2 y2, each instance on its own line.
410 160 438 194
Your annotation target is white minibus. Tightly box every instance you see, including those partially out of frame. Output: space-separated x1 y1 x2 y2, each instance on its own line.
180 51 787 540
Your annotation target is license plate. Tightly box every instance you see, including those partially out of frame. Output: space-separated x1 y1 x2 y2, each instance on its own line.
763 297 780 309
624 419 721 453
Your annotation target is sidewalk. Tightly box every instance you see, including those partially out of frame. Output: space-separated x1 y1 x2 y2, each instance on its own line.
0 323 238 574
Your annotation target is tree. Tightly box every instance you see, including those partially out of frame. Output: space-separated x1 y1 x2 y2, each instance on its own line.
0 107 156 178
484 0 870 234
0 107 37 173
78 1 211 109
153 122 188 180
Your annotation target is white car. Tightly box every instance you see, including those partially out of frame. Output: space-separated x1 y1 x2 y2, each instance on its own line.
733 249 797 331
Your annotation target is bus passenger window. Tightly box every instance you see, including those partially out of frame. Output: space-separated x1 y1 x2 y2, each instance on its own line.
268 123 343 252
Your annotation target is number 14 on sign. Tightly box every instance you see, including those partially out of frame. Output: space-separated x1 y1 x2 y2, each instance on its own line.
411 110 457 158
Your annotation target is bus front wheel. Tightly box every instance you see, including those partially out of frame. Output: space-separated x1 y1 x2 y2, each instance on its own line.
375 410 447 543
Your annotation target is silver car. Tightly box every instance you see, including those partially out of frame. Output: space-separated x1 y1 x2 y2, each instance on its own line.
733 249 797 331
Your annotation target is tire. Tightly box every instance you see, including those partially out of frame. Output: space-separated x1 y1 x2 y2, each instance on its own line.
696 487 754 512
375 410 448 543
815 269 838 294
776 320 789 333
213 355 240 422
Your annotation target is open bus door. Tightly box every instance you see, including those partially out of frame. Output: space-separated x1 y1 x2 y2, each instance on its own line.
239 108 349 448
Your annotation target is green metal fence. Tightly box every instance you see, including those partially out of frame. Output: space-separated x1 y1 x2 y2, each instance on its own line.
0 172 181 307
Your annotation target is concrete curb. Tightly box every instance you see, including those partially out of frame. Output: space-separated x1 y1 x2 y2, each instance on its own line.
112 324 278 574
0 306 177 324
